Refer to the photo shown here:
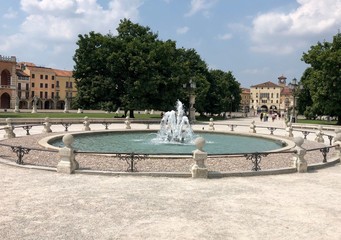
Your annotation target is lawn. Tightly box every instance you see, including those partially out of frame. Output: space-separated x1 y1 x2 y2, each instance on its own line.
297 119 338 125
0 112 162 119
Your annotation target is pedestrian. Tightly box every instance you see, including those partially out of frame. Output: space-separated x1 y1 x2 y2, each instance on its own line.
260 112 263 122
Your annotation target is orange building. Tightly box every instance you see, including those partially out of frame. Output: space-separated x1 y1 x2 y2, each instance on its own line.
0 55 17 109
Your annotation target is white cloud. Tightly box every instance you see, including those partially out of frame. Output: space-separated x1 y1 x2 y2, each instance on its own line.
3 8 18 19
185 0 218 17
250 0 341 54
177 26 189 34
218 33 232 40
0 0 142 68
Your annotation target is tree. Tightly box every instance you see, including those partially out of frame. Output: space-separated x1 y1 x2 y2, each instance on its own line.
204 69 241 115
300 32 341 124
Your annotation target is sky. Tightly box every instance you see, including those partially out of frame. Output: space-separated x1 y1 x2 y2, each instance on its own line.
0 0 340 88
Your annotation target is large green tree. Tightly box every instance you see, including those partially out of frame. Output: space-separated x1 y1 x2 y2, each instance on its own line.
204 69 241 115
73 19 240 118
300 32 341 124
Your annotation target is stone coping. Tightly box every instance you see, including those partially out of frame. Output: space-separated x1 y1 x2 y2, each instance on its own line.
0 157 339 178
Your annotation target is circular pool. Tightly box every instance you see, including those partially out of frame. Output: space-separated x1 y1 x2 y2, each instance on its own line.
45 131 289 154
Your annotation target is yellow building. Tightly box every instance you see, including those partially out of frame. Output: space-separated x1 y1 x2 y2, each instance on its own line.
240 87 250 113
54 69 77 109
18 62 77 110
250 81 282 113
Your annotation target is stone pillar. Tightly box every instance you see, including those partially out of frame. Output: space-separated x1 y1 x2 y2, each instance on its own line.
315 125 324 143
3 118 15 139
57 134 79 174
208 118 215 131
42 117 52 133
125 116 131 129
333 132 341 158
249 120 256 133
191 137 208 178
292 137 307 173
77 108 83 114
286 122 293 137
83 116 91 131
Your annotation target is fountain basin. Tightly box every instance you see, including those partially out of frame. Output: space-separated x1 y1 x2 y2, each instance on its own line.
39 130 294 155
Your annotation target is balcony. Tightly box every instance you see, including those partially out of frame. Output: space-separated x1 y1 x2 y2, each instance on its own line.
0 85 16 90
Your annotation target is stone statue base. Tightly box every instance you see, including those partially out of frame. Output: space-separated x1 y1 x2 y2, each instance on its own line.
13 106 20 113
191 165 208 178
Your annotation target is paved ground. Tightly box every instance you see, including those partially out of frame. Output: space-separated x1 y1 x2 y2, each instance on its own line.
1 116 340 239
1 163 341 240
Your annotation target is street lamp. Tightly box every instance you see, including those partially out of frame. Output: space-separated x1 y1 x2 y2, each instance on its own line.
183 79 196 123
288 77 301 123
229 95 235 118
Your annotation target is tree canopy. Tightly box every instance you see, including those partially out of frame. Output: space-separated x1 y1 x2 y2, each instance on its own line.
73 19 240 117
299 32 341 124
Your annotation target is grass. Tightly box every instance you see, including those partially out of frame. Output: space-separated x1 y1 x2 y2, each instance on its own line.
0 112 162 119
297 119 338 125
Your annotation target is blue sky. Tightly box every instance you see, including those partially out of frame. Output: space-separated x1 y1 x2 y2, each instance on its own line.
1 0 340 88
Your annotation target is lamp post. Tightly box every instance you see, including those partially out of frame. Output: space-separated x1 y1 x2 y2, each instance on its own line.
183 79 196 123
230 95 235 118
288 78 300 123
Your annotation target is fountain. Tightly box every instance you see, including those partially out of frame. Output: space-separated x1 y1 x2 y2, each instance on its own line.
43 100 292 154
156 100 194 143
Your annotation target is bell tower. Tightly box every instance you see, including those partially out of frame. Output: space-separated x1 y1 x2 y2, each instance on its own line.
278 75 287 87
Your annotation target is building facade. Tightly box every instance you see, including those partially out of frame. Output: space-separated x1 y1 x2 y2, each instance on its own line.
0 55 18 109
249 75 294 114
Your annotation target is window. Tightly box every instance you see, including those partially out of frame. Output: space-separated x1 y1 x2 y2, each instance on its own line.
66 82 69 88
52 84 54 89
56 92 59 97
260 93 269 99
31 91 35 97
26 92 29 99
40 91 43 98
32 74 35 79
277 93 279 98
45 84 48 88
40 75 43 79
51 92 54 98
32 83 35 87
70 82 73 88
18 92 22 98
271 93 273 98
56 81 60 87
40 83 43 88
26 84 29 90
18 83 21 90
52 76 55 80
44 92 48 99
45 75 48 80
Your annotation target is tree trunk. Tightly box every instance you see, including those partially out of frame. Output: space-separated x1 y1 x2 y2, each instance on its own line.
129 109 135 118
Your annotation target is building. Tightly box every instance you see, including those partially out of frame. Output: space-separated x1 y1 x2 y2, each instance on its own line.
250 80 282 113
240 87 250 113
0 55 17 109
18 62 76 110
250 75 295 114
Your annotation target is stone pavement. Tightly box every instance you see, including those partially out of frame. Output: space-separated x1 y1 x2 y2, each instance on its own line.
0 162 340 239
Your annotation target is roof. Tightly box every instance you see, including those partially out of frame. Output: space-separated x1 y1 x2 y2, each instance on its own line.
241 87 250 94
16 69 30 77
281 86 292 95
54 69 73 77
251 81 281 88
